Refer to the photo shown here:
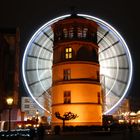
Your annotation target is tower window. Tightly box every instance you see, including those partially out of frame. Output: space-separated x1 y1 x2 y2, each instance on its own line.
63 28 68 38
64 91 71 104
24 104 30 108
65 47 72 59
63 69 71 80
77 27 82 38
83 28 88 38
69 27 74 38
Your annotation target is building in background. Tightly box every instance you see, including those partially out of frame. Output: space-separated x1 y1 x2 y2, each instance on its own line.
113 98 130 116
21 97 50 126
112 98 140 124
0 28 20 121
21 97 38 119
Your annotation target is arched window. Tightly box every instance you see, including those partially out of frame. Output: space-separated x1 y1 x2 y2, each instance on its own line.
77 46 91 61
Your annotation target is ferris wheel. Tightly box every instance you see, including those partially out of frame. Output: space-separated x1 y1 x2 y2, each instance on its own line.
22 14 133 115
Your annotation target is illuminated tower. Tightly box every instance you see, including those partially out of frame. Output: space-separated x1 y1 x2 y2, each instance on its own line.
51 15 102 127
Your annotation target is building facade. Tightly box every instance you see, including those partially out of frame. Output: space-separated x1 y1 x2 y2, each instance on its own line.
0 28 20 120
51 15 102 127
21 97 38 118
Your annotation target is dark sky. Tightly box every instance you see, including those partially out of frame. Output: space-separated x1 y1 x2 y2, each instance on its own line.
0 0 140 98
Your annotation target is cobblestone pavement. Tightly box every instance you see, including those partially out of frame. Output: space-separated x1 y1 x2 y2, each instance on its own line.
1 130 140 140
35 130 140 140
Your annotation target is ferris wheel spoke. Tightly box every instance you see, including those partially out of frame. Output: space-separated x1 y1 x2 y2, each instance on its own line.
97 30 110 44
43 31 54 42
104 85 121 98
27 54 52 61
40 76 52 82
37 91 51 99
103 74 127 84
99 53 126 61
101 66 128 70
28 76 52 87
25 67 51 71
33 42 53 53
99 40 119 54
28 80 40 87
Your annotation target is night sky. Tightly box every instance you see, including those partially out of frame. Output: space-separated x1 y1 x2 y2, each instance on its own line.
0 0 140 99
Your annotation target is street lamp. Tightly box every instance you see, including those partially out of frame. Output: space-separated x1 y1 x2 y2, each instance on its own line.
6 97 13 131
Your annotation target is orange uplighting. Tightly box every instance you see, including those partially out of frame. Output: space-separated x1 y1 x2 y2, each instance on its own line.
51 15 102 127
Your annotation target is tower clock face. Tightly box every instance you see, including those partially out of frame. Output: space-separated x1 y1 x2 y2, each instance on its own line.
22 14 133 115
